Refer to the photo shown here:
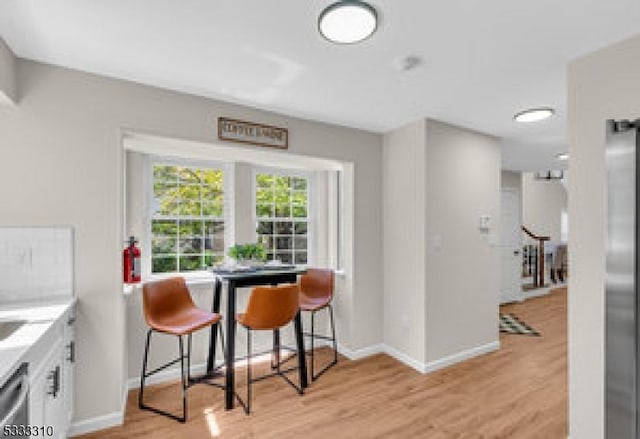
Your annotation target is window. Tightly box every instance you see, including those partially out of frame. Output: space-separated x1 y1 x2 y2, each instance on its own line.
255 172 309 265
151 163 225 273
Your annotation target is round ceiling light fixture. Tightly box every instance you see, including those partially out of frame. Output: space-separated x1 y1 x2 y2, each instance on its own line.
513 107 555 123
556 152 569 161
318 1 378 44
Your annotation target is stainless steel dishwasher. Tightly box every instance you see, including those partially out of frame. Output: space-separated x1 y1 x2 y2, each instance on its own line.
0 363 29 438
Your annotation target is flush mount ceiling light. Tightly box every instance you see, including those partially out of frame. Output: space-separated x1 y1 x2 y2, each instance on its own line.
556 152 569 161
513 107 555 123
318 1 378 44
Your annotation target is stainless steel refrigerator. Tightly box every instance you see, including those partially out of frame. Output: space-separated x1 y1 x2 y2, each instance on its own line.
607 119 640 438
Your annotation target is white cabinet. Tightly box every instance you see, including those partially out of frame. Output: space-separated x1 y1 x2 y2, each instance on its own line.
26 305 75 438
33 340 65 437
62 308 75 430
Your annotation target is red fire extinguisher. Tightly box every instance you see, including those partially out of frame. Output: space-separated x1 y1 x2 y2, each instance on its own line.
123 236 141 284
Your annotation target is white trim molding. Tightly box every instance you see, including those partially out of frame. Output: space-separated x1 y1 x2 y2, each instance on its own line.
338 341 501 375
337 343 384 361
521 281 567 302
422 342 500 374
383 345 428 374
68 411 124 437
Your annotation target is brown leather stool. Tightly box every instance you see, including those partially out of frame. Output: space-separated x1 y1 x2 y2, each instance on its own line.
139 277 225 423
300 268 337 381
236 283 303 414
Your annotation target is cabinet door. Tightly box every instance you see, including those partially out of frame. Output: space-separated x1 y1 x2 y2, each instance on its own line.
29 365 47 429
26 308 74 439
40 342 66 439
63 309 75 428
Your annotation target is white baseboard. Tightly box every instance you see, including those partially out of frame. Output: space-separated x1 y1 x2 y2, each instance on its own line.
337 343 384 360
422 341 500 374
524 286 551 300
522 282 567 301
383 345 428 374
338 341 500 375
68 410 124 437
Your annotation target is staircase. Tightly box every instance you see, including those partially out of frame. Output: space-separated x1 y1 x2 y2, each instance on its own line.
521 226 568 291
521 226 549 289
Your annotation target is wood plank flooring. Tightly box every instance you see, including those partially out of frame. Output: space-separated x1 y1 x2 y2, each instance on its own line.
77 288 567 438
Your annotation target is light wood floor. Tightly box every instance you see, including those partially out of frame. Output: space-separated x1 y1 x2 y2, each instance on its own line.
79 288 567 438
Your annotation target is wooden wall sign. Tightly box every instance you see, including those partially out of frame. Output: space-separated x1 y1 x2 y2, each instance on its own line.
218 117 288 149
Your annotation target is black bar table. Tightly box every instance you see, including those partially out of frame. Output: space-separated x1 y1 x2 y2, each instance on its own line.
206 267 308 410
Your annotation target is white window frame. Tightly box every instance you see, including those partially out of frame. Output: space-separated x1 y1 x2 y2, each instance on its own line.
251 166 315 266
144 155 232 277
331 169 344 271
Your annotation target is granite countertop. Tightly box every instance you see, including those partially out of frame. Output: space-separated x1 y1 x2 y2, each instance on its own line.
0 297 75 384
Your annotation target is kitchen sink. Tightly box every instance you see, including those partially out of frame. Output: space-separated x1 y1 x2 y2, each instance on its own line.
0 321 25 341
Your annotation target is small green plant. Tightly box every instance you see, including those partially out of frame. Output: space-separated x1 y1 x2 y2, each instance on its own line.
228 243 266 261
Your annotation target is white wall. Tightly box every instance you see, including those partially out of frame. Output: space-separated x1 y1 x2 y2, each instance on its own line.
501 170 522 191
382 119 500 369
0 58 382 429
0 39 16 105
382 120 427 365
522 172 568 243
500 171 523 234
424 120 500 362
567 34 640 439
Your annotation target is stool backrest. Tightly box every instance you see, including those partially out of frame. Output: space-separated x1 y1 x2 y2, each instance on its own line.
300 268 335 300
142 277 195 327
243 284 299 330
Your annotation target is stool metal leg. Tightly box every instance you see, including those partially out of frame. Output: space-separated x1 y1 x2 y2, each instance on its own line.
179 335 186 422
310 304 339 381
247 328 252 414
234 323 303 415
330 305 338 361
328 304 338 370
310 310 315 380
139 330 189 423
183 326 226 389
138 329 152 409
271 329 281 370
274 330 281 374
219 324 227 364
187 333 192 383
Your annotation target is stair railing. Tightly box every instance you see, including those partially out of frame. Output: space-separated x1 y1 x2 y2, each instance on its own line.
521 226 550 288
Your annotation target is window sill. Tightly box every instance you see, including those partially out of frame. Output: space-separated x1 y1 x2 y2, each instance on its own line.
122 271 214 296
123 269 345 296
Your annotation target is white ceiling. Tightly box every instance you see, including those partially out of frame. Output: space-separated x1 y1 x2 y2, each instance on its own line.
1 0 639 171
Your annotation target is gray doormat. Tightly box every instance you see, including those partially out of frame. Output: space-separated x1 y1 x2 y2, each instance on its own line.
499 313 540 336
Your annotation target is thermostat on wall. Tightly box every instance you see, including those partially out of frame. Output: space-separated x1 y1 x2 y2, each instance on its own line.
479 215 491 232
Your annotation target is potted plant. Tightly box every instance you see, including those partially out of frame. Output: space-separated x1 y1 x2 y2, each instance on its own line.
228 243 267 266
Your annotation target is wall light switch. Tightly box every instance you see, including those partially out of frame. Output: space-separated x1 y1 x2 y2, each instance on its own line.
479 215 491 232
